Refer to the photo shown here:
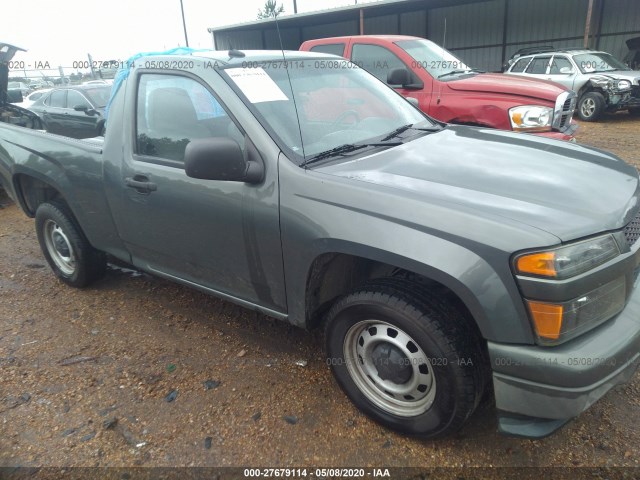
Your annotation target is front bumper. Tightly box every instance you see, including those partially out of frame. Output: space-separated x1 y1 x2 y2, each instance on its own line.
489 247 640 438
532 122 579 142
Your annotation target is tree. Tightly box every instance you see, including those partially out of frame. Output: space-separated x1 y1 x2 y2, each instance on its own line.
257 0 284 19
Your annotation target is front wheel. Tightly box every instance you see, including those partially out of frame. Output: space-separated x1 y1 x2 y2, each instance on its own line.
577 92 605 121
325 280 487 438
35 201 106 287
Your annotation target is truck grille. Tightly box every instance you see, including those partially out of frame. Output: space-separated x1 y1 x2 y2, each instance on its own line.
553 92 577 132
625 210 640 247
558 96 576 130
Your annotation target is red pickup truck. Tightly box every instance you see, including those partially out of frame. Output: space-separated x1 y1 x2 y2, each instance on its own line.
301 35 577 141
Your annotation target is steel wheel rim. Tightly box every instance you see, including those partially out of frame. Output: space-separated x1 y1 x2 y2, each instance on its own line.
344 320 436 417
43 219 76 275
581 98 596 117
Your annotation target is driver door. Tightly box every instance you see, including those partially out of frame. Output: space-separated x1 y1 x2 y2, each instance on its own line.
112 71 286 313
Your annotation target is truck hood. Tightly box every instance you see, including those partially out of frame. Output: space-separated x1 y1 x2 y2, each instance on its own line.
316 126 639 243
592 70 640 83
446 73 566 102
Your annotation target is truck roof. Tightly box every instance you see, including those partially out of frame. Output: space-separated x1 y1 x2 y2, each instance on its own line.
130 49 337 68
303 35 421 44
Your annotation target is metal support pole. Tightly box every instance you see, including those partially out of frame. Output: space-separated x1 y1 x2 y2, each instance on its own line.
583 0 594 48
180 0 190 47
360 8 364 35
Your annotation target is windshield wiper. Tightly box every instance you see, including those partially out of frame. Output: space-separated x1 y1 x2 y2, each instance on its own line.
300 142 401 167
380 123 442 141
437 68 485 79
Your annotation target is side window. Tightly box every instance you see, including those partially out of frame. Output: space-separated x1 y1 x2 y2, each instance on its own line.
525 56 551 74
351 44 407 83
549 56 573 74
310 43 346 57
136 73 243 163
46 90 66 108
67 90 90 109
510 57 531 73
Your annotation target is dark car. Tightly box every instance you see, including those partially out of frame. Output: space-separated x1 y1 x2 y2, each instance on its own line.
29 85 111 138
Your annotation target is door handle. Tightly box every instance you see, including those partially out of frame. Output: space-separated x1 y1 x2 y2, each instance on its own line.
125 176 157 193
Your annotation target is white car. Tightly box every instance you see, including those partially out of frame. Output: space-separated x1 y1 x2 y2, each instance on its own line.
504 48 640 121
17 88 51 108
82 79 113 86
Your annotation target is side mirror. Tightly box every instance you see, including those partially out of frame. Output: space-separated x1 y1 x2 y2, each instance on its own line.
74 104 98 115
559 67 574 75
185 137 263 184
387 68 424 90
405 97 419 108
387 68 410 86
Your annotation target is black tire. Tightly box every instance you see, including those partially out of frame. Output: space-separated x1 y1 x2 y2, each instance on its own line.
577 92 606 121
35 201 106 287
629 108 640 117
325 279 487 438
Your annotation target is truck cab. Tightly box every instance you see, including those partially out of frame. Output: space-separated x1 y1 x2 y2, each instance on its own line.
301 35 577 141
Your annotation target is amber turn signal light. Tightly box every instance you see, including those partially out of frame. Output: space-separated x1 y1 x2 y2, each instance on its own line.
527 301 563 340
516 252 557 277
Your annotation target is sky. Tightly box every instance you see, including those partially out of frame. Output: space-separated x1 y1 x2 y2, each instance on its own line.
4 0 378 77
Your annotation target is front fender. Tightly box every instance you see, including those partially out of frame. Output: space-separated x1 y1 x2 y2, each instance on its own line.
278 160 541 344
302 238 535 344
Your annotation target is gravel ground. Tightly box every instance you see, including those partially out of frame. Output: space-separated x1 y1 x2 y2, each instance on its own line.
1 115 640 476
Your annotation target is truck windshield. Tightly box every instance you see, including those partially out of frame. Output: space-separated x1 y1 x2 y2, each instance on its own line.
395 39 471 78
221 58 432 162
574 53 628 73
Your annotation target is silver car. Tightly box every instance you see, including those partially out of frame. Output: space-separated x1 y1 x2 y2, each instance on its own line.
505 48 640 121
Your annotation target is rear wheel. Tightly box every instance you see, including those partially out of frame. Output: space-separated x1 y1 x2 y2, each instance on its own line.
325 279 487 438
35 201 106 287
577 92 605 121
629 108 640 117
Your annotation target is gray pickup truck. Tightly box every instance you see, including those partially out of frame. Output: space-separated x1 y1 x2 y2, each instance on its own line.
1 48 640 439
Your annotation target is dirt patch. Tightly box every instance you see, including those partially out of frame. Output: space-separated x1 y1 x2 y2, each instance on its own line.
576 113 640 168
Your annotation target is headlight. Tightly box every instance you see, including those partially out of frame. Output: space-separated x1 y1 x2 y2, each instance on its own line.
509 105 553 132
515 234 620 279
616 79 632 91
526 276 626 345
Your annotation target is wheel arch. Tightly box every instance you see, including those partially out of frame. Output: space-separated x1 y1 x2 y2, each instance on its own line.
12 170 73 218
298 240 530 343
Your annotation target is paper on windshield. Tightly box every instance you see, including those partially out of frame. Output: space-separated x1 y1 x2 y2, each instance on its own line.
226 67 288 103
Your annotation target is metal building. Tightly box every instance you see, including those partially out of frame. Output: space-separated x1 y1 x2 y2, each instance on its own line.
208 0 640 72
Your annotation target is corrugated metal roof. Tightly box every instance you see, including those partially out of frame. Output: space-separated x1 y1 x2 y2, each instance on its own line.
208 0 487 32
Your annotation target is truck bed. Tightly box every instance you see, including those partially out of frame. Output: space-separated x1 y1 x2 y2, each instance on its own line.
0 120 116 255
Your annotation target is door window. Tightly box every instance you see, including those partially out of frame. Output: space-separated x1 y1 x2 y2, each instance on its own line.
510 57 531 73
67 90 91 109
525 56 551 74
46 90 66 108
351 44 406 83
310 43 346 57
549 56 573 74
136 74 243 164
